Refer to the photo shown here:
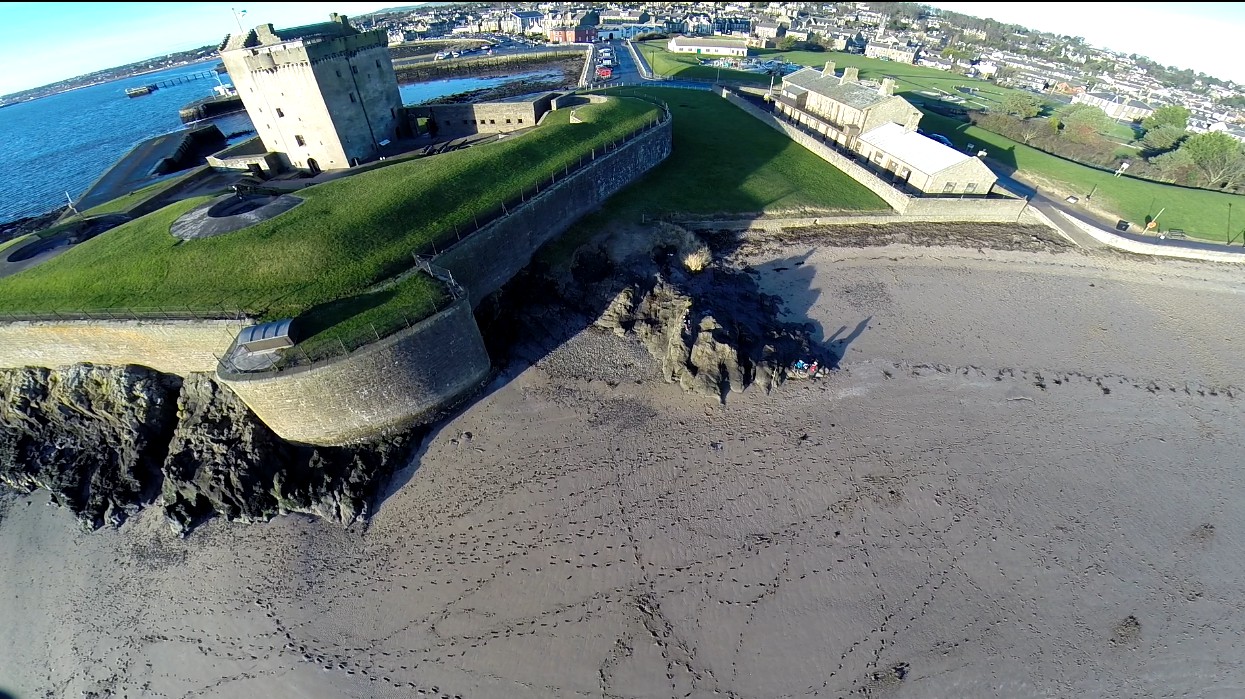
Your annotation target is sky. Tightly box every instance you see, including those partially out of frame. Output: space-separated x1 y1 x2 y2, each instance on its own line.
3 2 1244 95
0 2 406 95
927 2 1245 84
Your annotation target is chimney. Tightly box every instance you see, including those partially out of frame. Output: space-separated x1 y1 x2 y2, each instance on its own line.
823 61 836 76
841 66 859 84
879 77 895 96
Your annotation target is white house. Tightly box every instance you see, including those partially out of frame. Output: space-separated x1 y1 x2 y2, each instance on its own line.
667 35 749 57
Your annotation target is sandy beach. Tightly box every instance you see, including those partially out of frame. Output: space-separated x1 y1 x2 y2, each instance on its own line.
3 239 1244 698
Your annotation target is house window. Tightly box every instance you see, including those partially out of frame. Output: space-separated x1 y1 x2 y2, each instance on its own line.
276 108 284 118
295 135 305 146
349 92 356 103
965 182 977 193
943 182 956 192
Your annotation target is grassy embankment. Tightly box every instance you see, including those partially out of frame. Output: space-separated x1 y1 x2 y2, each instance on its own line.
637 44 1242 242
541 86 890 265
0 98 662 359
920 111 1241 241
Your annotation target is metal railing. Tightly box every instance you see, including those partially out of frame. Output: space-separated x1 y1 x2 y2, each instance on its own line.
0 306 249 323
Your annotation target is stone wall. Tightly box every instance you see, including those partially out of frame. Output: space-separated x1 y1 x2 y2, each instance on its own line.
434 112 673 303
720 88 1028 222
219 297 490 445
408 93 557 136
0 319 246 375
1058 212 1245 264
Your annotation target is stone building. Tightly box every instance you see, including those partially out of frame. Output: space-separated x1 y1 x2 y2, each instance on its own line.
1072 91 1157 122
774 62 996 195
219 13 404 174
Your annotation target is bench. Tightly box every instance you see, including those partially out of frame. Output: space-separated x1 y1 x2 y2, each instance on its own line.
1159 228 1186 240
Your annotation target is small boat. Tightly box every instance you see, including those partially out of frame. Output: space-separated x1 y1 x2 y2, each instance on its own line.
125 85 156 97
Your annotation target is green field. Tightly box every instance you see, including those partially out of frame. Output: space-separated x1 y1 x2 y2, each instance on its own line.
635 41 769 84
920 111 1242 242
0 98 662 351
541 87 890 265
75 169 202 218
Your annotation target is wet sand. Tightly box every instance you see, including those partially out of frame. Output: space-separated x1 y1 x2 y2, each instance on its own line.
2 242 1244 698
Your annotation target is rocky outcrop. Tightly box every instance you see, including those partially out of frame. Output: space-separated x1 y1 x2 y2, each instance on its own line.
0 365 413 534
0 364 176 529
512 223 824 401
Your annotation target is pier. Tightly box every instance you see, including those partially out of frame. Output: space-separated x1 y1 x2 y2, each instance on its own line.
149 69 221 89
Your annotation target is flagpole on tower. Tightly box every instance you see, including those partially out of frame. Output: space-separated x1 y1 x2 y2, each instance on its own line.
232 8 247 33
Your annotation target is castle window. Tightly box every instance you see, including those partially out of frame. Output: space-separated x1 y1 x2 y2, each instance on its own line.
349 92 356 103
336 69 341 78
276 108 284 118
375 59 381 68
506 118 512 124
352 65 359 74
489 119 495 124
463 120 469 125
390 107 396 118
294 135 306 146
517 118 523 123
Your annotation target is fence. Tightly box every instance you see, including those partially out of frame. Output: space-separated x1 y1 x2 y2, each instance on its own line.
226 103 673 373
0 306 249 323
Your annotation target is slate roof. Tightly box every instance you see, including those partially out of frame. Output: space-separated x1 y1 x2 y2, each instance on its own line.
783 67 889 110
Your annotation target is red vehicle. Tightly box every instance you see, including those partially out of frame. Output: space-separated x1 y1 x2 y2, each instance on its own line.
596 67 613 79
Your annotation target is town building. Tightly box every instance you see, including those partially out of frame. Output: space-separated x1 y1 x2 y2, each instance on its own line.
667 35 749 57
548 26 596 43
774 62 996 195
501 10 545 35
219 13 404 174
1072 91 1157 121
865 39 921 64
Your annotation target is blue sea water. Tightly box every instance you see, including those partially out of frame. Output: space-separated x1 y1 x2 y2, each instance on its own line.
0 65 565 223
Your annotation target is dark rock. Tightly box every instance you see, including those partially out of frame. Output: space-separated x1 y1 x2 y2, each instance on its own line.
0 366 415 534
0 364 178 529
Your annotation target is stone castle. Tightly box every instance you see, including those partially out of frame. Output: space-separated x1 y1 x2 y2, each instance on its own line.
218 13 404 173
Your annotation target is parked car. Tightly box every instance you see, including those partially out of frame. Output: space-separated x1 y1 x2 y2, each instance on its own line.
928 134 953 147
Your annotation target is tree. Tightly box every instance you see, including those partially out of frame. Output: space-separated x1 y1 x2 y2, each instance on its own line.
1139 124 1187 155
1178 131 1245 188
776 35 797 51
1000 92 1042 118
1059 104 1110 143
1141 105 1189 133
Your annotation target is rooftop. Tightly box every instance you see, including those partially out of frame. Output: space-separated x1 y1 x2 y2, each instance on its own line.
670 36 749 48
783 67 890 110
221 13 359 52
859 123 971 175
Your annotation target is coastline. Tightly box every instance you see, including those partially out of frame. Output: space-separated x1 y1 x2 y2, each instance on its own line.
3 236 1243 697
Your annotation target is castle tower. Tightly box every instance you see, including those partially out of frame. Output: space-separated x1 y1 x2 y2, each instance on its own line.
219 13 403 173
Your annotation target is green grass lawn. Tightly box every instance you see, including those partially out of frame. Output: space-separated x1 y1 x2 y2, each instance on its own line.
0 97 661 345
540 87 890 265
920 111 1243 242
635 41 769 85
75 168 203 218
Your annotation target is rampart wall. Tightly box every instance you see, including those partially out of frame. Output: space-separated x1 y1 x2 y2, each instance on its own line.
0 319 246 375
0 100 673 445
218 297 490 446
435 113 673 303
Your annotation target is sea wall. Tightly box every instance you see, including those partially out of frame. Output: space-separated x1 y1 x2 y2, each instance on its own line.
218 297 490 446
718 87 1028 222
0 319 246 375
435 113 673 303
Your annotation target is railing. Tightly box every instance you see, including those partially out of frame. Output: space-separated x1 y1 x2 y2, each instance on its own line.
223 102 673 373
0 307 249 323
